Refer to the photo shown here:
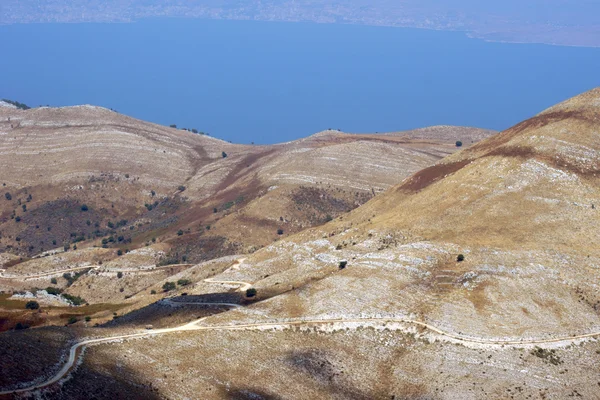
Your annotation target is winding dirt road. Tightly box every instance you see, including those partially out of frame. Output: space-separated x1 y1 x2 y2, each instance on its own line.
4 267 600 395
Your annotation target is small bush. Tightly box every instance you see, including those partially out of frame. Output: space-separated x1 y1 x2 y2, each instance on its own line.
222 151 228 158
81 204 89 212
15 216 21 222
277 229 284 235
85 316 91 322
457 254 465 262
162 282 176 292
150 290 157 295
67 317 78 325
62 293 86 306
177 279 192 286
117 271 123 278
46 287 63 295
339 260 348 269
455 141 463 147
25 301 40 310
15 322 29 330
117 249 123 256
50 277 58 284
5 192 11 201
178 185 186 192
246 288 257 298
177 230 184 236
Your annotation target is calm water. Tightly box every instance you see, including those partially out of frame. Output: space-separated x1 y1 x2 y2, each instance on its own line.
1 19 599 144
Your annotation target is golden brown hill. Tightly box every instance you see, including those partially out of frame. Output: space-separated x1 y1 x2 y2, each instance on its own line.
0 105 492 262
78 88 599 399
3 91 600 399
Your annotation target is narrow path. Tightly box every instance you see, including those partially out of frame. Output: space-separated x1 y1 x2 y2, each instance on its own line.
0 264 194 280
3 313 600 395
5 258 600 395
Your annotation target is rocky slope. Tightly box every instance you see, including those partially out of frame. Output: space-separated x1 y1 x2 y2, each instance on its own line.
52 87 600 399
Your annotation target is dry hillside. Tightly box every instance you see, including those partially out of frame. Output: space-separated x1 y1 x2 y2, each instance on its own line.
0 105 491 264
2 88 593 399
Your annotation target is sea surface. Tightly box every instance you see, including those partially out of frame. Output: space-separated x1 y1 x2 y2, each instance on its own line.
1 19 599 144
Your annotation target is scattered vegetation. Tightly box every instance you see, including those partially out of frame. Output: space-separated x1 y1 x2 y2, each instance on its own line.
2 99 30 110
531 347 562 365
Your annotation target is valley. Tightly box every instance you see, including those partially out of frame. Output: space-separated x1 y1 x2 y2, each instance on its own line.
1 88 600 399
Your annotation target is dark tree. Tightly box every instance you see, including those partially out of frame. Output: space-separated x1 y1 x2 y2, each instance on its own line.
457 254 465 262
162 281 176 292
455 141 463 147
246 288 257 298
25 301 40 310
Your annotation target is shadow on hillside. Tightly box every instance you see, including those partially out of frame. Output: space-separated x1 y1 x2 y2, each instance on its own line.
0 327 160 400
100 292 247 329
285 349 390 400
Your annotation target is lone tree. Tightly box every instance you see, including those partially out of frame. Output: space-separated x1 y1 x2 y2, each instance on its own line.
25 301 40 310
457 254 465 262
162 281 176 292
455 141 463 147
246 288 257 298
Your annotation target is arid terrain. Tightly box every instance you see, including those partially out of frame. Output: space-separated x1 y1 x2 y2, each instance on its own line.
2 88 600 399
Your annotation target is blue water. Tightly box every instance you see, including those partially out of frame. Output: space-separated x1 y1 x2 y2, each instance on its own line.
1 19 599 144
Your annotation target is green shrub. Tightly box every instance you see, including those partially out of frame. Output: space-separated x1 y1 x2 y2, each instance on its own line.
246 288 257 298
455 141 463 147
177 230 184 236
62 293 86 306
457 254 465 262
46 287 63 295
67 316 78 325
25 301 40 310
177 279 192 286
162 282 176 292
81 204 89 211
85 316 91 322
50 278 57 284
150 290 157 295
